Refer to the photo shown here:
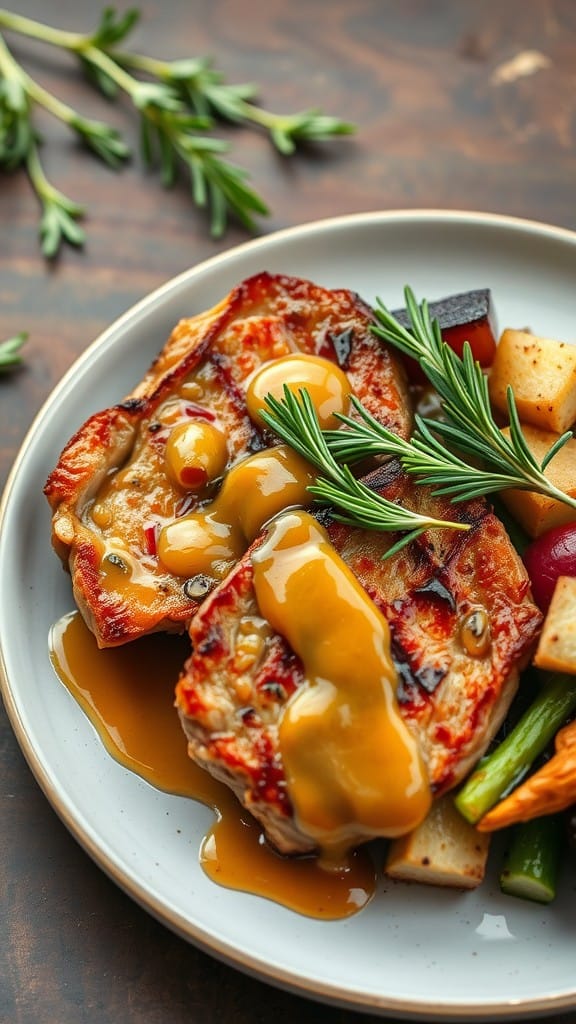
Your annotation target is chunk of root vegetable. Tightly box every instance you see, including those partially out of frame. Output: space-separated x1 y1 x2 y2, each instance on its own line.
478 718 576 831
488 328 576 434
534 576 576 674
499 425 576 538
385 794 490 889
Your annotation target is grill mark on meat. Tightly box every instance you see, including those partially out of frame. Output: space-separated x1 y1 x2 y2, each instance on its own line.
118 397 146 413
392 637 448 700
207 347 264 452
328 327 354 368
413 577 457 611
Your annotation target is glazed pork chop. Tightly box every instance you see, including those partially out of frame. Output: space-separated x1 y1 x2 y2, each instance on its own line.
176 461 542 856
44 273 411 647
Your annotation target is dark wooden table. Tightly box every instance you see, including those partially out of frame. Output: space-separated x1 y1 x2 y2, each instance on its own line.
2 1 576 1021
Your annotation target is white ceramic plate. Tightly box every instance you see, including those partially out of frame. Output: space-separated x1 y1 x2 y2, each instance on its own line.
2 211 576 1021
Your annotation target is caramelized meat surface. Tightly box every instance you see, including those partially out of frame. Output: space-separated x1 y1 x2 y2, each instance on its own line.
45 273 410 647
176 462 542 855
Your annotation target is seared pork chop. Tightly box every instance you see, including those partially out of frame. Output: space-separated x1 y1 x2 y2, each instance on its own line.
176 461 542 855
45 273 411 647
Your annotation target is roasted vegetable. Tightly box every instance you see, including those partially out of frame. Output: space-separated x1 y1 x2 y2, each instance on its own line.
489 328 576 434
499 425 576 538
392 287 497 383
478 718 576 830
455 673 576 824
385 794 491 889
523 523 576 611
499 816 563 904
534 576 576 674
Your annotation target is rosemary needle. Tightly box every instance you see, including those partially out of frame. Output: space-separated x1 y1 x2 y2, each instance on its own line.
260 386 470 558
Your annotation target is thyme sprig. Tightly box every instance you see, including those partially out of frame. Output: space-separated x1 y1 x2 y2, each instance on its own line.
0 331 26 372
0 7 354 251
368 288 576 511
261 386 470 558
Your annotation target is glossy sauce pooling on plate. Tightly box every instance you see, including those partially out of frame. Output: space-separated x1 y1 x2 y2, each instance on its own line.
49 611 376 919
252 510 432 866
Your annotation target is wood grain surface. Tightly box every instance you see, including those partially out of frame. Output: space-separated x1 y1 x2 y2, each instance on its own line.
2 1 576 1022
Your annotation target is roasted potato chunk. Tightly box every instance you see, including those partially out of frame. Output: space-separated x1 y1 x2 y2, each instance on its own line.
500 425 576 538
489 328 576 434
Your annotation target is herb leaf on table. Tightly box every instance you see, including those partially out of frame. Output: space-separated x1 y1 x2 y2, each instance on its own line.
0 332 27 372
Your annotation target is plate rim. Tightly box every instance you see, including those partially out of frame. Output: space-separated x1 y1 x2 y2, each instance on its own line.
2 207 576 1020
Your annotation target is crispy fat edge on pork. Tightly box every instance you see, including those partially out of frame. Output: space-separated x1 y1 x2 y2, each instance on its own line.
44 272 412 648
176 462 543 856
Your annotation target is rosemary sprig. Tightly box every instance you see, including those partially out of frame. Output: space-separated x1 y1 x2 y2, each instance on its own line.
260 386 470 558
0 21 124 256
0 7 354 248
0 331 26 372
324 397 572 503
112 51 355 156
367 288 576 511
0 25 128 168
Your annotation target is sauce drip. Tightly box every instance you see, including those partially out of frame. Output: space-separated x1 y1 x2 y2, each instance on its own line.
49 611 376 919
251 511 432 866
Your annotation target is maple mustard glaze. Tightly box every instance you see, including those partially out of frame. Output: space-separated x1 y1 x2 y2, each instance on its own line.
246 352 352 429
251 510 432 866
92 353 350 597
157 444 315 578
165 419 228 491
156 353 350 579
49 611 376 920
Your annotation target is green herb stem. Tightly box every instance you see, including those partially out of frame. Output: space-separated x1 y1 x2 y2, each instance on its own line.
25 140 85 256
0 9 85 50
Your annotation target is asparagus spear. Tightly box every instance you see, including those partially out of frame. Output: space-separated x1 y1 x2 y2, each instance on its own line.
499 816 563 904
455 672 576 824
